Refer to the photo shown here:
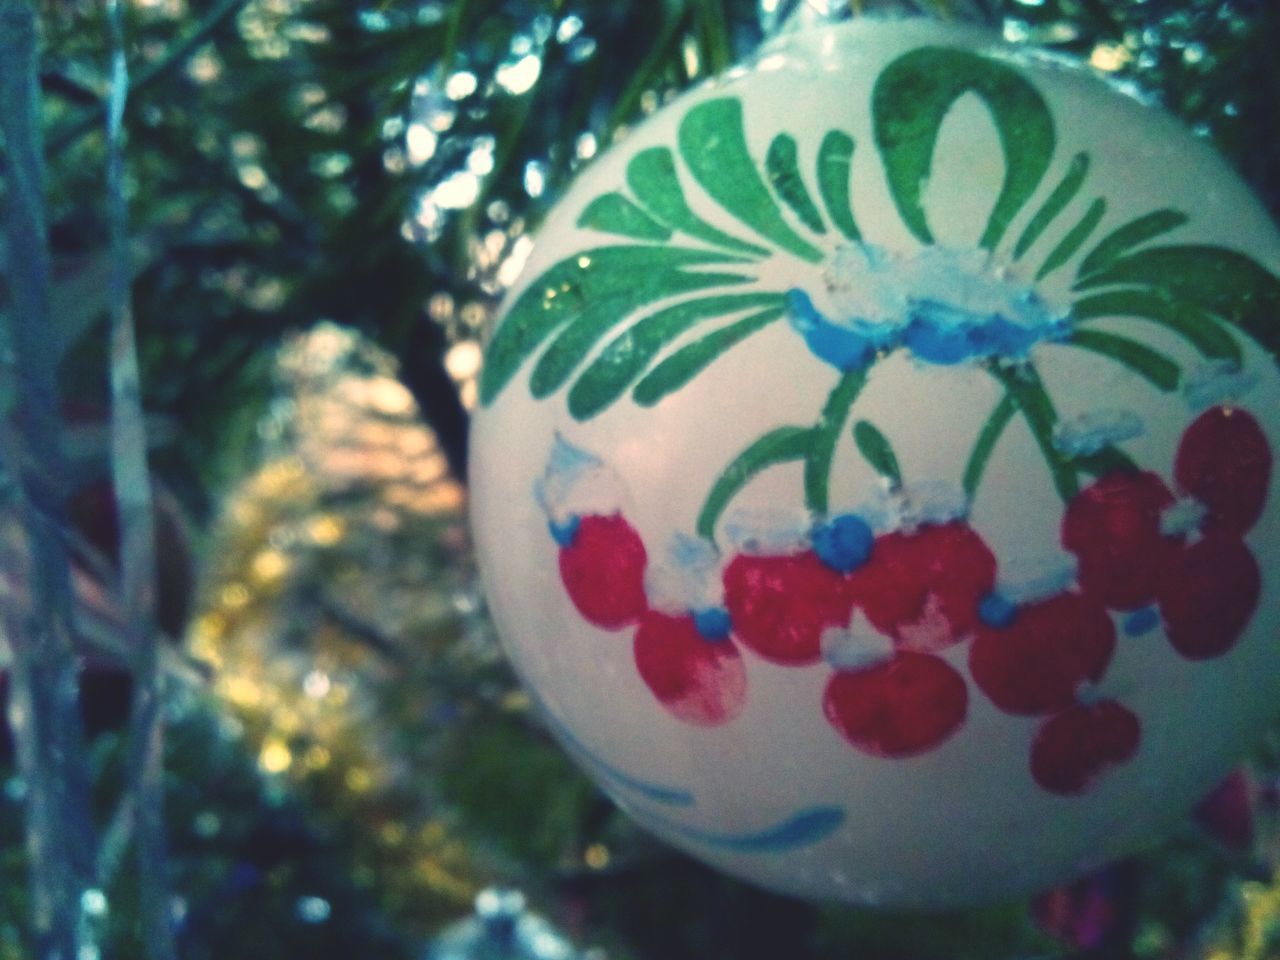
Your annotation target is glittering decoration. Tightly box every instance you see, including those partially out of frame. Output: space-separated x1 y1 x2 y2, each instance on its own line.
192 326 496 929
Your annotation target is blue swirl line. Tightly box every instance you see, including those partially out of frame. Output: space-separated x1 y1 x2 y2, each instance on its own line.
538 709 695 807
646 805 846 853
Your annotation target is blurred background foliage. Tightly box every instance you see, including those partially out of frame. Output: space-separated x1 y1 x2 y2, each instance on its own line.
2 0 1280 957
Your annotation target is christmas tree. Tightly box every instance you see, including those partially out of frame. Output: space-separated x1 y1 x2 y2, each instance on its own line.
2 1 1279 958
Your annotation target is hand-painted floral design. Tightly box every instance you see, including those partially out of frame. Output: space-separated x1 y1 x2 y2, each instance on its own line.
723 550 855 665
505 44 1279 800
1060 471 1181 612
845 521 996 650
1174 407 1272 536
556 513 649 629
969 592 1115 717
633 611 746 726
1029 701 1140 796
823 651 968 758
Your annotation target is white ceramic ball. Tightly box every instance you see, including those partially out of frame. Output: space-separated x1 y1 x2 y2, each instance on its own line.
469 17 1280 906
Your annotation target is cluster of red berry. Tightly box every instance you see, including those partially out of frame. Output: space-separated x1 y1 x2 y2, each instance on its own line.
549 406 1270 798
1019 405 1268 793
555 512 747 727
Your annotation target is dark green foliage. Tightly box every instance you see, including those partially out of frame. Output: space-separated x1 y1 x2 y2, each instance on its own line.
438 716 598 867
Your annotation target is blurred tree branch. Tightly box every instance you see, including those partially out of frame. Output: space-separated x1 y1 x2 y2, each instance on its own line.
103 0 179 954
0 2 98 957
48 0 251 154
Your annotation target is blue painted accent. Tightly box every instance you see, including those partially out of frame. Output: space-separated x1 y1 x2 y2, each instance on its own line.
694 607 733 641
787 289 878 371
804 324 878 371
904 299 1071 366
785 287 824 327
812 514 874 573
646 805 846 853
537 706 695 807
1124 606 1161 637
905 301 986 364
548 515 580 547
979 593 1019 629
785 278 1071 373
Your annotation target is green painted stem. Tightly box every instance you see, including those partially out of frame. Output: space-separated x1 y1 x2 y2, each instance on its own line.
696 370 868 540
963 391 1017 500
805 371 868 514
987 363 1079 502
696 426 813 540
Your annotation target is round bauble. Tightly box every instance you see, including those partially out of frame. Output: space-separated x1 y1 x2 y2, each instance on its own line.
469 16 1280 906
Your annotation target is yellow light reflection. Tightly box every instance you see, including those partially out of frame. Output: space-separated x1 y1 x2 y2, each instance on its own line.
258 738 293 774
308 514 346 546
1089 43 1132 72
303 745 331 771
220 583 251 610
251 548 290 585
345 768 373 793
584 844 610 870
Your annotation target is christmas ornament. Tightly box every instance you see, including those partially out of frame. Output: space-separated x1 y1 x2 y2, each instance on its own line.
469 16 1280 906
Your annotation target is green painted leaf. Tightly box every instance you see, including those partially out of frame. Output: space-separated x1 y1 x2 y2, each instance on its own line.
1036 198 1106 281
678 99 824 264
479 245 753 405
963 391 1017 500
627 147 771 257
766 133 825 235
853 420 902 488
873 47 1055 251
697 426 814 540
577 193 673 241
1076 208 1188 278
529 296 634 398
1013 152 1089 261
565 292 785 419
632 305 785 407
1073 245 1280 363
817 130 860 242
805 371 868 513
530 269 755 399
988 363 1078 502
1066 329 1180 392
1071 289 1241 363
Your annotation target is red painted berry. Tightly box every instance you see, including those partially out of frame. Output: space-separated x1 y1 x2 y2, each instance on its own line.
1175 406 1272 535
1030 701 1140 796
633 612 746 726
845 522 996 650
822 652 968 758
1157 536 1260 661
1062 471 1180 610
969 592 1115 716
558 514 648 630
723 551 854 665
